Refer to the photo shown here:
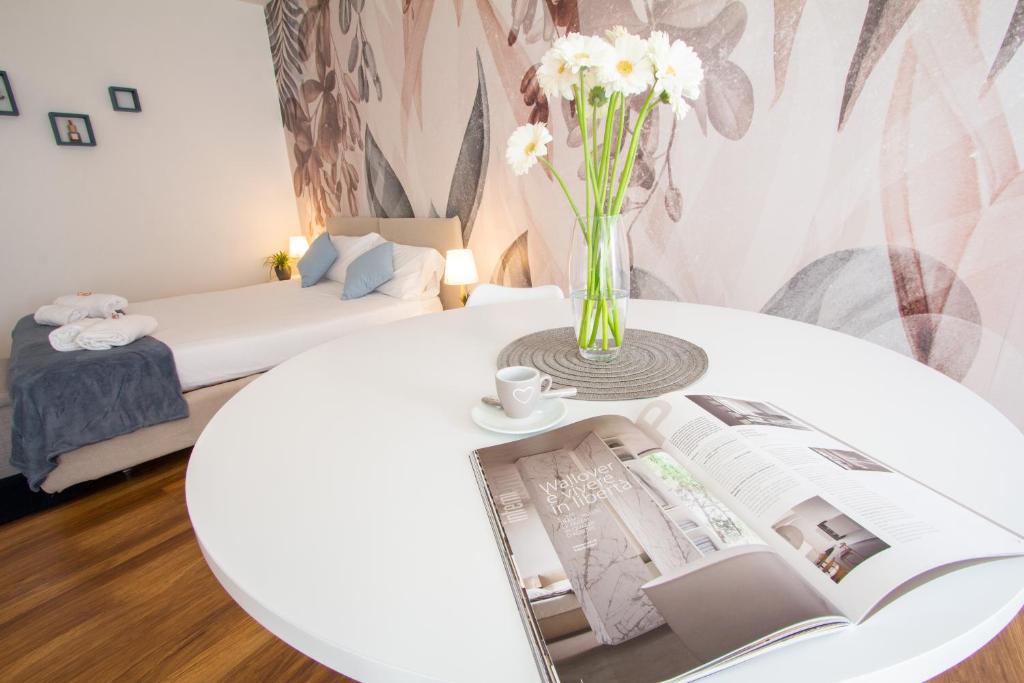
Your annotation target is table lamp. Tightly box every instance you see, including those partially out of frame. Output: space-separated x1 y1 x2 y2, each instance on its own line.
444 248 478 305
288 236 310 260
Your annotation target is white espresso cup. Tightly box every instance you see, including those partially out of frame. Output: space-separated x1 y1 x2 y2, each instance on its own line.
496 366 553 419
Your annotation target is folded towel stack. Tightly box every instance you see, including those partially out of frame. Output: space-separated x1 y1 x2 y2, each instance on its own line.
38 292 154 352
76 315 158 351
48 318 102 352
53 292 127 319
34 304 88 327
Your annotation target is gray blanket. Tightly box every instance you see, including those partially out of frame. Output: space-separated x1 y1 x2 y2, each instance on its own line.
8 316 188 490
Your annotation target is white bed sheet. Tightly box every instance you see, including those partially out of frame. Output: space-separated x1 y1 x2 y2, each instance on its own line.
128 279 441 391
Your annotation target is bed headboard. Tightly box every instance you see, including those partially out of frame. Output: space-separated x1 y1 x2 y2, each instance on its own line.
325 216 464 310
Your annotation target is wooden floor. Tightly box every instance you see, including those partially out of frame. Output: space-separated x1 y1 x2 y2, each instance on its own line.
0 452 1020 683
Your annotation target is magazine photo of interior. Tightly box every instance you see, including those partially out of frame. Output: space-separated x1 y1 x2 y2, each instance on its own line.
810 447 892 473
687 395 810 431
772 496 891 584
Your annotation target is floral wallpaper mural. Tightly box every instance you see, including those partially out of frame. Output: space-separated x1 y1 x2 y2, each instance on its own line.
265 0 1024 428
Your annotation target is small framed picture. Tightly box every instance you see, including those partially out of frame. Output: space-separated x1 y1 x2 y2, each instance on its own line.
49 112 96 147
108 86 141 113
0 71 18 116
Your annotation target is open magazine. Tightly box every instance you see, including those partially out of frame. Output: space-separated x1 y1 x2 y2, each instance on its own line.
470 394 1024 683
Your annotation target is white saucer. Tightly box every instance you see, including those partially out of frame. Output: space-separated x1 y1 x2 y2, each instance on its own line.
470 399 568 435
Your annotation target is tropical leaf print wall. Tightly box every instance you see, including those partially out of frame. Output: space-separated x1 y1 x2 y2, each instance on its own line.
265 0 1024 428
267 0 304 130
445 52 490 244
266 0 371 227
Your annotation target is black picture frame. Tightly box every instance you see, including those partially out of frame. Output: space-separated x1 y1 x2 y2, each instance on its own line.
108 86 141 113
0 71 18 117
48 112 96 147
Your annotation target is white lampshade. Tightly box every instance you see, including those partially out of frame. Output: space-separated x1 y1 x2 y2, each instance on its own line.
444 249 478 286
288 236 309 259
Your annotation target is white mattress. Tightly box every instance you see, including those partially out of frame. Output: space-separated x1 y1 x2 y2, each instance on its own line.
128 279 441 391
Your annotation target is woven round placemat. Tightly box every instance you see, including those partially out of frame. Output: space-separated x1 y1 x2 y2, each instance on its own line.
497 327 708 401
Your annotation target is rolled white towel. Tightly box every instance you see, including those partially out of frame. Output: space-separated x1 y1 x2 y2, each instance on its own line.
53 293 128 319
34 304 88 327
49 318 102 352
76 314 158 351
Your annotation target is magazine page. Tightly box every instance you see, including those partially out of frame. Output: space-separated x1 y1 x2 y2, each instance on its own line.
473 415 846 683
638 395 1024 623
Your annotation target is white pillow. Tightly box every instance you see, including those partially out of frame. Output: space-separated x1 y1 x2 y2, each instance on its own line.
325 232 386 284
376 243 446 300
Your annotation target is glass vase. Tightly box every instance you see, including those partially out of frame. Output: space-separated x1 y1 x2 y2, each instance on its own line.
569 214 630 362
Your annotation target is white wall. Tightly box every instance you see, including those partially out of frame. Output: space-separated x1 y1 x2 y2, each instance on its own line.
0 0 299 355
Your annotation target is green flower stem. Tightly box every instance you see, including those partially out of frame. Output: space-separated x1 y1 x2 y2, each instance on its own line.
574 80 596 237
587 213 598 293
601 298 610 350
578 298 594 348
608 303 618 348
611 295 623 345
596 93 619 210
589 301 600 350
591 104 600 226
606 96 626 215
602 221 621 345
611 89 657 215
582 215 601 350
577 85 593 233
539 157 585 240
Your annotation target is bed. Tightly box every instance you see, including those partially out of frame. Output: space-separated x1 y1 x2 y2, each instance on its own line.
137 279 441 391
6 216 463 493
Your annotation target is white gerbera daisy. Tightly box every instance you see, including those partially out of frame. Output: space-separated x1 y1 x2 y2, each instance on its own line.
505 123 553 175
557 33 610 73
536 46 576 100
598 33 654 96
649 34 704 100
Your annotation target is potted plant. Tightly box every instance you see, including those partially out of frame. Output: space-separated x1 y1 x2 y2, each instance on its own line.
505 27 703 361
265 251 292 281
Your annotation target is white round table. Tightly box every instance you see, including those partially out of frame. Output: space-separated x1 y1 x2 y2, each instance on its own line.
186 300 1024 683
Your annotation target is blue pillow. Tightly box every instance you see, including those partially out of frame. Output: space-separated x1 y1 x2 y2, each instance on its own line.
342 242 395 299
297 232 338 287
